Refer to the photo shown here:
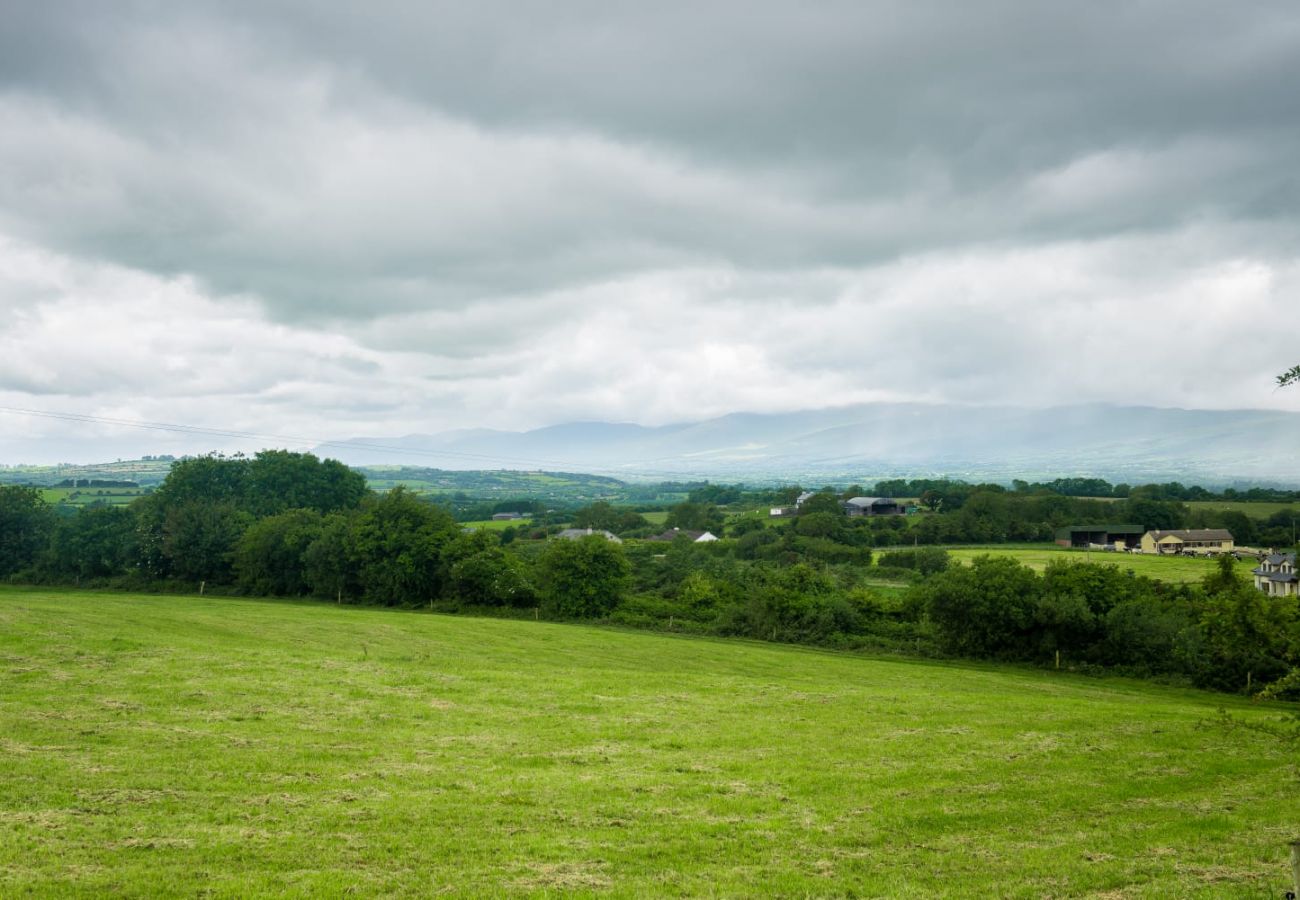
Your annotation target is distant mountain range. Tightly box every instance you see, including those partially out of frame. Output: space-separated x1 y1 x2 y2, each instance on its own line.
315 403 1300 486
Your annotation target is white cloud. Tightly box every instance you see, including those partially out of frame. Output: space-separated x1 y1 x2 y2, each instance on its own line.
2 3 1300 463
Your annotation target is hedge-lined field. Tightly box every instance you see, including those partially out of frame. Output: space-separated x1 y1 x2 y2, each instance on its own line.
946 545 1259 584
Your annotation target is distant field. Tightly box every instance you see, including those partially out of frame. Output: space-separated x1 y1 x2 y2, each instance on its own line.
946 545 1259 584
641 510 669 525
1185 500 1298 518
459 517 533 531
38 486 147 509
1 588 1295 896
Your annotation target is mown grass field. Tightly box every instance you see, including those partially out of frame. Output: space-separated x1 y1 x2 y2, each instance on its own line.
459 517 534 532
946 546 1260 585
1 587 1296 897
1186 500 1298 519
38 486 147 510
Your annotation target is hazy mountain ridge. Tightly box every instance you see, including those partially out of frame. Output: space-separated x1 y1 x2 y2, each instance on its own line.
318 403 1300 485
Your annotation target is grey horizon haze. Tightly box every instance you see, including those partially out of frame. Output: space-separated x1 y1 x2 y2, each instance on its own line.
1 1 1299 466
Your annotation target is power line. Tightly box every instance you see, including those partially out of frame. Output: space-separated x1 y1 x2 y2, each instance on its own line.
0 405 721 481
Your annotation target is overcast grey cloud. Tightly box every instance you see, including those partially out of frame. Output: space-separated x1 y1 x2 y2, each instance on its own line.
1 1 1299 462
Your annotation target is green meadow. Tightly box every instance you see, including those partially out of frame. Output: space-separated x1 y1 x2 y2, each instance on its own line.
945 546 1260 585
1185 500 1299 519
38 486 147 510
1 587 1296 897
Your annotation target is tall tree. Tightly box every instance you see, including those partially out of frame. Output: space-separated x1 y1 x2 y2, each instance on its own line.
0 486 56 576
350 486 458 606
537 536 630 618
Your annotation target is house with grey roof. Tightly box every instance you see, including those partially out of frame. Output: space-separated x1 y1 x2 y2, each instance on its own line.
1252 551 1297 597
556 527 622 544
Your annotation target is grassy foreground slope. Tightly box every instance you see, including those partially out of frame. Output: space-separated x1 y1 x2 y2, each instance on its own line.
0 588 1295 898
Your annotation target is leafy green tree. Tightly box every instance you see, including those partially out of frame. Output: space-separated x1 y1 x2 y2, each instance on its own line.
795 511 844 539
537 536 630 618
877 547 950 575
665 501 724 534
244 450 369 517
233 508 324 595
1195 581 1298 691
573 501 648 535
350 487 458 606
447 543 535 607
303 512 361 601
918 555 1041 657
1096 597 1194 673
0 486 57 576
46 505 138 579
163 501 253 583
797 492 842 517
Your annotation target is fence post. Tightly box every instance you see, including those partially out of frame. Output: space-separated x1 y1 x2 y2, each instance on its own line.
199 580 205 596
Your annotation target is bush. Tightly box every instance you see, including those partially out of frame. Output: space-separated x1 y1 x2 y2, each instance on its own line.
538 536 631 618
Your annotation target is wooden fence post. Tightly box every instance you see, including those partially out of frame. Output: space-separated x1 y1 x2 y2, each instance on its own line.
199 580 205 596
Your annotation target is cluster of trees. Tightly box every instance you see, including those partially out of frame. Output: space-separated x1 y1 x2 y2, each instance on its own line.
916 554 1299 694
6 450 1300 698
0 453 631 618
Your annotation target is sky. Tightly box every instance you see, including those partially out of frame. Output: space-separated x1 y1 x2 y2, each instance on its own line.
2 1 1299 463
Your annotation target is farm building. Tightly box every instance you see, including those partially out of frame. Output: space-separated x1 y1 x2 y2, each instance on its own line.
647 528 720 543
556 528 623 543
842 497 903 517
491 512 525 521
1054 524 1145 549
1252 552 1297 597
1139 529 1234 556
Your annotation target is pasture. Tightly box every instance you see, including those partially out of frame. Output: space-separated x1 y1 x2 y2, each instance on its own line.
38 485 147 510
1186 499 1298 519
1 587 1296 897
459 517 534 532
945 545 1260 584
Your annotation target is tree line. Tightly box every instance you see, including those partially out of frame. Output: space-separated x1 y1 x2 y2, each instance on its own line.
2 452 1298 698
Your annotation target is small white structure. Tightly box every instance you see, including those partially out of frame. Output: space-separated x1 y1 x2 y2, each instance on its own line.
648 528 719 543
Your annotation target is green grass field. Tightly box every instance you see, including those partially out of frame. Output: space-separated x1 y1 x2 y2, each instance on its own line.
946 546 1260 584
459 517 534 531
1186 500 1299 518
38 486 147 510
2 588 1296 896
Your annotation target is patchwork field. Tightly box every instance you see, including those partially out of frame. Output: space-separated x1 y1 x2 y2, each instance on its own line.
1185 500 1299 519
38 486 148 510
1 588 1296 897
946 546 1260 584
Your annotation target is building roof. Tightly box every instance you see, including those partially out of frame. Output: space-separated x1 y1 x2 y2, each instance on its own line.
1253 569 1298 583
844 496 895 508
648 528 705 542
648 528 721 543
1145 529 1234 542
556 528 622 543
